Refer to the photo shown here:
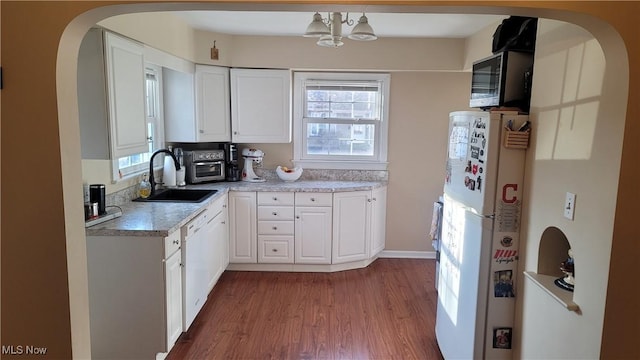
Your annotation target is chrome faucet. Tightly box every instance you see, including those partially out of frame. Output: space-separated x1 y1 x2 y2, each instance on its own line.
149 149 181 196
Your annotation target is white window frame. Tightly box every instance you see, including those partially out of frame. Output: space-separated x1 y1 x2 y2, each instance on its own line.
293 72 390 170
113 63 165 180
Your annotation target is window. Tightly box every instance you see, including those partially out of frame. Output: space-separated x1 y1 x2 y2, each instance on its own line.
293 72 390 170
115 64 164 179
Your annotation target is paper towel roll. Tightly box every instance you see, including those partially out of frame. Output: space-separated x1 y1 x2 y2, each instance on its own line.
163 156 176 186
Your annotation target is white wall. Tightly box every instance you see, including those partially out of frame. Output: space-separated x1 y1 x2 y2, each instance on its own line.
516 19 624 358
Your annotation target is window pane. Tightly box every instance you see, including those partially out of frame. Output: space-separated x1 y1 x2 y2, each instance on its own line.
305 81 380 120
306 123 375 156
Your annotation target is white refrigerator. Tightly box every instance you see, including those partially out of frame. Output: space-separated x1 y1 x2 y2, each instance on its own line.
435 111 528 360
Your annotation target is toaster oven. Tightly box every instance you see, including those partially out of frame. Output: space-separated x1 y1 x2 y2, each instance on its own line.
184 150 226 184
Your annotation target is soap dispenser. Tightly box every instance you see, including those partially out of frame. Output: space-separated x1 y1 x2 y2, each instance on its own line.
139 173 151 198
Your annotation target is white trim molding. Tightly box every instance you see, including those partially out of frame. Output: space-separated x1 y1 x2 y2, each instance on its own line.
378 250 436 259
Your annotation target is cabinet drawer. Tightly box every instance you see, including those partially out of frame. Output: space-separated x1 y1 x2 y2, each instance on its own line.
295 192 332 207
258 206 294 221
257 192 294 206
258 220 294 235
258 235 294 263
164 231 181 258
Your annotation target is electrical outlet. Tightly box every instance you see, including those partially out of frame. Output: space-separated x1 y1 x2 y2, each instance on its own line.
564 192 576 220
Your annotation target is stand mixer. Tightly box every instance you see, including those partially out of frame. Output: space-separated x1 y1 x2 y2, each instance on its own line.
241 148 266 182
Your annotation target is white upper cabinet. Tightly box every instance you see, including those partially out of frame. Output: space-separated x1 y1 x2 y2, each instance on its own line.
103 31 148 158
230 68 292 143
163 66 196 142
78 28 147 160
164 64 231 143
195 65 231 142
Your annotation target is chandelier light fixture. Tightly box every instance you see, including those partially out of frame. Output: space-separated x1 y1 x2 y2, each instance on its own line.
304 12 377 47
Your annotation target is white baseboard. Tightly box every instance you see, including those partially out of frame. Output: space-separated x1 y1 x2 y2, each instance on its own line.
378 250 436 259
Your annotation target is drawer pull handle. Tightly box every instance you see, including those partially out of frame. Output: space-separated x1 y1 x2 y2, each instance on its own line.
221 221 226 225
368 198 372 202
296 216 300 219
272 226 278 230
173 240 179 245
273 197 278 201
272 212 278 216
272 249 278 252
311 197 316 202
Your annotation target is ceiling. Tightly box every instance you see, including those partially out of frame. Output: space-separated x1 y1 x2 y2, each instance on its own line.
172 11 507 38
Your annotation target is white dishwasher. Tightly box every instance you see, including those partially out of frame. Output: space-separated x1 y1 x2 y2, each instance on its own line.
181 209 208 331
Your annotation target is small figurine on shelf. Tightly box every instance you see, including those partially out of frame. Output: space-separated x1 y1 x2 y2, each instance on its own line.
554 248 575 292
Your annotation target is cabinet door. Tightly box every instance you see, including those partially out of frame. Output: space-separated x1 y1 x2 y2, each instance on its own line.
195 65 231 142
332 191 370 264
295 206 332 264
230 68 291 143
228 192 257 263
370 186 387 257
205 207 228 292
164 67 197 142
103 31 148 158
165 249 183 348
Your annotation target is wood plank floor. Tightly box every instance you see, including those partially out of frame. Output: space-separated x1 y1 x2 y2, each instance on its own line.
167 258 443 360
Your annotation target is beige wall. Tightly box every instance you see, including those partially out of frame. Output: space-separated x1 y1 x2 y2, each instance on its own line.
98 12 196 62
244 71 472 253
515 19 626 358
2 2 639 359
386 71 472 251
463 19 503 70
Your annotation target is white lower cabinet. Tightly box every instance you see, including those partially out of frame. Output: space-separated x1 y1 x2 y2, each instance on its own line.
86 230 183 359
333 191 370 264
370 186 387 257
228 187 385 268
295 193 333 264
332 187 387 264
228 191 257 263
165 246 183 348
258 192 295 263
204 195 229 293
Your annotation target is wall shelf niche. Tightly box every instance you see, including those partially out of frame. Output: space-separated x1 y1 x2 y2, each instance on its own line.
523 226 580 312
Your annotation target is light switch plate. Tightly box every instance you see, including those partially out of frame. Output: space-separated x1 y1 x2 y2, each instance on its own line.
83 183 90 203
564 192 576 220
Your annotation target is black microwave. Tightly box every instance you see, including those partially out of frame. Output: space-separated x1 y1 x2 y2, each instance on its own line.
469 51 534 112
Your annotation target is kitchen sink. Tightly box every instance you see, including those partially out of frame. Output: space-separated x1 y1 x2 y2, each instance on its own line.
133 189 218 203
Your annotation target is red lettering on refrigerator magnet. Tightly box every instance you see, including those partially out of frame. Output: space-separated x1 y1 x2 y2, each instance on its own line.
502 184 518 203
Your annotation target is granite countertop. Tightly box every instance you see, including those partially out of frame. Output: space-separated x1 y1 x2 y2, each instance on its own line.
86 180 386 237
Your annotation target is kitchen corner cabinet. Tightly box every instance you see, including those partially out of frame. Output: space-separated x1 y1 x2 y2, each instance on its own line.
230 68 291 143
86 230 183 359
228 191 257 263
332 187 387 264
369 186 387 257
78 28 147 160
